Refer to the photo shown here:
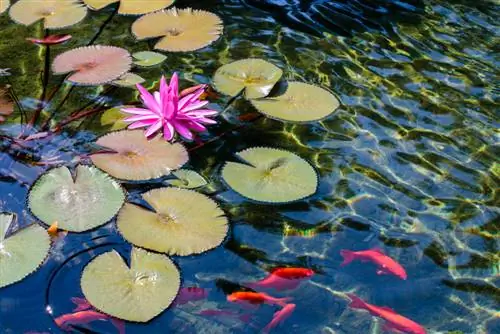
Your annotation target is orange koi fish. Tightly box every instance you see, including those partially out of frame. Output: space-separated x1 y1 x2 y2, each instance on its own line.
47 222 68 241
262 303 296 333
247 267 314 291
174 287 209 306
340 248 407 280
227 292 292 307
348 294 426 334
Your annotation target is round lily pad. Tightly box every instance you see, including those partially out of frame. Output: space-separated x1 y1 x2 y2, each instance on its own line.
132 51 167 67
212 58 283 99
166 170 208 189
28 165 125 232
250 82 340 122
221 147 318 203
81 247 180 322
90 130 189 181
112 73 145 87
0 213 51 288
117 188 228 256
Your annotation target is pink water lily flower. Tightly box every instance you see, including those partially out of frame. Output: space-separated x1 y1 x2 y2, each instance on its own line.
121 73 218 141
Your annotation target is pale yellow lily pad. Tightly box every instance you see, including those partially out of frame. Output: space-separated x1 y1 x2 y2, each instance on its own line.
251 82 340 122
117 188 228 256
81 247 180 322
0 0 10 14
9 0 87 29
0 213 51 288
212 59 283 99
166 170 208 189
221 147 318 203
83 0 174 15
91 130 188 181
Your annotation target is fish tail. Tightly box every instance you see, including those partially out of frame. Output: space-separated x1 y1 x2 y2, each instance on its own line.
340 249 356 266
347 294 366 310
276 297 293 306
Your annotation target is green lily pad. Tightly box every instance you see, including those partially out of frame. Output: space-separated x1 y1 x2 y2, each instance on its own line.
250 82 340 122
112 73 145 87
28 165 125 232
100 106 130 130
212 58 283 99
81 247 180 322
132 51 167 67
166 170 208 189
0 213 51 288
221 147 318 203
117 188 228 256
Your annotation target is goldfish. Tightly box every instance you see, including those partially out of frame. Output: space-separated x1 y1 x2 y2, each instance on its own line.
227 291 292 307
246 267 315 291
26 34 72 45
347 294 426 334
340 248 407 280
47 221 68 242
54 297 125 333
262 303 296 333
174 287 209 306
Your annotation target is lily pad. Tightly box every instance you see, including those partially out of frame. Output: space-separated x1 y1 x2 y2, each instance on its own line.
91 130 188 181
117 188 228 256
83 0 174 15
132 51 167 67
112 72 145 87
81 247 180 322
212 58 283 99
221 147 318 203
9 0 87 29
0 213 51 288
100 106 130 130
250 82 340 122
0 0 9 15
28 165 125 232
166 170 208 189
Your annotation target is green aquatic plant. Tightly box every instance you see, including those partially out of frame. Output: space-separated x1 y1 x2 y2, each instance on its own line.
212 58 283 99
251 82 340 122
221 147 318 203
52 45 132 86
117 187 228 256
81 247 180 322
166 169 208 189
0 213 50 288
111 72 145 87
132 51 167 67
100 106 130 130
91 130 189 181
28 165 125 232
9 0 87 29
83 0 174 15
131 8 223 52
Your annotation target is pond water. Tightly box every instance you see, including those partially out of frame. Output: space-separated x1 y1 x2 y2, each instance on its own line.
0 0 499 333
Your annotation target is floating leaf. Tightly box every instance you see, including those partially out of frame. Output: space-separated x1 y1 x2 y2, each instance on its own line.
100 106 130 130
81 247 180 322
112 72 145 87
27 34 72 45
28 165 125 232
221 147 318 203
0 213 51 288
251 82 340 122
132 8 223 52
212 59 283 99
91 130 188 181
117 188 228 256
9 0 87 29
166 170 208 189
0 0 9 14
132 51 167 67
83 0 174 15
52 45 132 86
0 85 13 123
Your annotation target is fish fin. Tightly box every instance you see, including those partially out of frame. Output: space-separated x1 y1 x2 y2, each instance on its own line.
347 294 366 309
276 297 293 306
110 317 126 334
340 249 356 266
382 321 405 333
71 297 92 312
371 247 385 254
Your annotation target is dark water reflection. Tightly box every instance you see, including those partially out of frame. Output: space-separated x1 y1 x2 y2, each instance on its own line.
1 0 499 333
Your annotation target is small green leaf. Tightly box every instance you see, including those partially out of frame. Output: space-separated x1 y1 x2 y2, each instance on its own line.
166 170 208 189
100 106 130 130
132 51 167 67
112 73 145 87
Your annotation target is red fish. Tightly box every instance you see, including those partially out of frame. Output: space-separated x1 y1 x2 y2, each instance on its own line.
347 294 426 334
247 267 314 291
174 287 209 306
340 248 407 280
262 303 296 333
227 291 291 307
27 34 72 45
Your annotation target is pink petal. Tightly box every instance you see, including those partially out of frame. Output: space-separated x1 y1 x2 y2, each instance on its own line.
121 107 155 115
187 121 206 132
144 120 163 137
136 83 161 115
185 109 218 117
195 118 217 124
124 114 160 122
169 73 179 95
128 119 157 129
172 121 193 140
178 88 205 110
181 100 209 112
163 121 175 141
